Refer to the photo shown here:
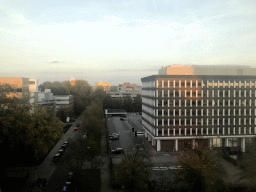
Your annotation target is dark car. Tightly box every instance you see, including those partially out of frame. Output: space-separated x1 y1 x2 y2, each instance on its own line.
53 153 62 161
58 149 65 155
120 117 125 121
64 141 69 145
76 123 80 127
112 148 124 154
61 144 67 150
109 135 119 140
74 127 79 131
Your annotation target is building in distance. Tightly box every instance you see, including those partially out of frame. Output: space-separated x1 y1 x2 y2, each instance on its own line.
92 81 111 91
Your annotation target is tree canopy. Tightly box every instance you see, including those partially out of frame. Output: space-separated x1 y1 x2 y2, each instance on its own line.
0 85 64 167
177 147 228 192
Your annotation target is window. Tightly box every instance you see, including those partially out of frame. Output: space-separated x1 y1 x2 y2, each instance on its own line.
17 88 22 92
187 82 190 86
29 81 35 84
181 82 185 86
198 82 201 87
192 82 196 86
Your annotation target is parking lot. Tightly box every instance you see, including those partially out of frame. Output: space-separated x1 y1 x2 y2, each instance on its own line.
107 113 180 181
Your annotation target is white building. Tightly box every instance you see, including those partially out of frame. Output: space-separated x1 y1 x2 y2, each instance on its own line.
141 65 256 152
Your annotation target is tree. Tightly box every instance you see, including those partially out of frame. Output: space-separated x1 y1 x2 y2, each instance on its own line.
177 146 228 192
113 146 152 191
123 95 133 112
102 93 113 109
133 94 142 112
91 86 106 102
39 79 92 116
237 146 256 190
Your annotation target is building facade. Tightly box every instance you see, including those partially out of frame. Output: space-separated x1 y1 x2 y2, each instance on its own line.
141 65 256 152
54 95 74 111
0 77 30 98
92 81 111 91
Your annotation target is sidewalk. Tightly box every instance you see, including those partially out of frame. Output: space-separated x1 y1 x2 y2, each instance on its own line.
101 132 116 192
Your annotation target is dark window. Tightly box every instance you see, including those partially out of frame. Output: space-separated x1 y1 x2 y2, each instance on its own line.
164 82 168 87
181 82 185 86
158 111 162 116
164 129 167 134
164 111 168 116
29 81 35 84
170 82 173 86
192 82 196 86
187 92 190 96
198 82 201 87
17 88 22 92
158 130 162 134
187 82 190 86
175 82 179 86
158 120 162 125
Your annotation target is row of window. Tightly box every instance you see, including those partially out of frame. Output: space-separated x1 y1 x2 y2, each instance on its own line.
157 80 256 88
157 90 256 98
158 108 256 117
156 117 255 126
155 127 255 136
156 99 255 107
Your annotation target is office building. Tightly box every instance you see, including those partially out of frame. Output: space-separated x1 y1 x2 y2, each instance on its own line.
141 65 256 152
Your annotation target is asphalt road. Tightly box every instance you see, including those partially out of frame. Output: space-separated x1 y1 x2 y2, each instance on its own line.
108 113 179 183
26 116 84 191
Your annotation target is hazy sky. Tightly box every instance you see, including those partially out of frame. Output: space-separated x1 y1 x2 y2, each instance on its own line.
1 0 256 86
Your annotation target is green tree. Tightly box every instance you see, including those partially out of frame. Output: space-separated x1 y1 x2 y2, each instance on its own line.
113 146 152 191
31 107 64 158
103 93 113 109
177 146 227 192
123 95 133 112
237 146 256 190
133 94 142 112
91 86 106 102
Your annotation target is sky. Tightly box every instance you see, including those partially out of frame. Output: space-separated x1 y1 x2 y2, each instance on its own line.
1 0 256 86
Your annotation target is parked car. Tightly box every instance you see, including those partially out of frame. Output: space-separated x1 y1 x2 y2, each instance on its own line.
61 144 67 150
120 118 125 121
64 141 69 145
58 149 65 155
109 135 119 140
112 133 119 136
74 127 79 131
112 148 124 154
53 153 62 161
76 123 80 127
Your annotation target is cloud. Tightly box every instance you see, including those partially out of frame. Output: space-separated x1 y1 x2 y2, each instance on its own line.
50 61 62 63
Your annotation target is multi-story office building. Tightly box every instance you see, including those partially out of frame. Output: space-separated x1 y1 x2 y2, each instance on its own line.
141 65 256 152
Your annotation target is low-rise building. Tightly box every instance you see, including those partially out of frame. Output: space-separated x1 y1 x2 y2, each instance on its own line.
54 95 74 111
